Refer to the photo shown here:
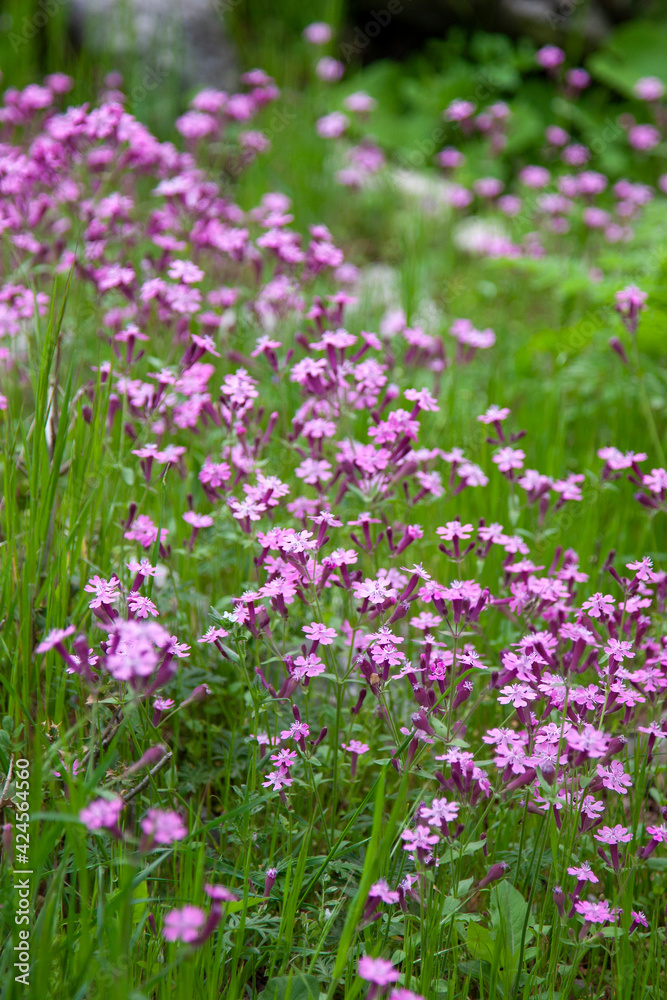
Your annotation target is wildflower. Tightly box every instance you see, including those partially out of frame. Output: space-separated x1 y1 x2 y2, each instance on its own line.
567 861 599 884
162 905 206 943
84 575 120 612
36 625 76 655
302 622 337 645
628 125 660 151
581 593 615 619
205 884 238 902
368 880 399 905
493 447 525 473
358 955 400 997
597 761 633 794
574 898 617 937
615 285 647 333
263 868 278 896
293 654 326 680
420 797 460 836
476 862 509 889
536 45 565 69
80 796 124 836
183 510 214 549
638 824 667 859
127 594 159 619
552 885 566 917
198 626 229 644
595 825 632 870
341 740 370 777
478 404 510 424
400 824 440 861
634 77 665 101
153 697 175 725
315 57 344 82
141 809 187 846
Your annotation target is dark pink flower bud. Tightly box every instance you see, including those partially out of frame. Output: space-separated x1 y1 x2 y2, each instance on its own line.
263 867 277 897
180 684 211 709
125 744 168 776
553 885 566 917
476 861 508 889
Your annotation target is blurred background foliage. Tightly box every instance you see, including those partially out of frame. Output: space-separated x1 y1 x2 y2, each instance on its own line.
1 0 667 502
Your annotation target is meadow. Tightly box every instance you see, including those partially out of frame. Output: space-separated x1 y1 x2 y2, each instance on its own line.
0 10 667 1000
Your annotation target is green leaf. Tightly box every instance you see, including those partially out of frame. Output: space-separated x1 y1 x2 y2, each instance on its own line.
587 20 667 97
490 880 528 959
258 973 321 1000
466 922 496 964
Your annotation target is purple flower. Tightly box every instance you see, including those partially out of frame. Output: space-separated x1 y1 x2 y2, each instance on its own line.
36 625 76 654
634 77 665 101
162 905 206 943
358 955 400 986
141 809 188 845
597 761 633 794
536 45 565 69
80 796 124 834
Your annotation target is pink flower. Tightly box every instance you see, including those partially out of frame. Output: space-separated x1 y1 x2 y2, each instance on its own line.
182 511 214 529
127 594 159 619
205 883 238 903
628 124 661 151
342 740 370 755
344 91 377 113
141 809 187 845
581 592 615 618
536 45 565 69
615 285 647 331
293 654 326 679
597 761 633 794
420 797 460 826
567 861 598 883
163 905 206 943
643 468 667 493
497 684 537 709
315 58 344 82
493 447 525 473
444 99 476 122
198 626 229 643
295 457 332 484
436 520 473 541
358 955 400 986
574 899 617 926
270 749 298 769
80 796 124 832
262 769 294 791
303 21 332 44
634 77 665 101
595 824 632 845
36 625 76 654
478 405 510 424
604 638 635 662
519 165 550 188
302 622 337 644
626 556 653 580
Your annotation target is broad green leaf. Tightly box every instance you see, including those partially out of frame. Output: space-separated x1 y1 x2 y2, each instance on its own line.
466 922 496 964
490 880 527 959
258 973 321 1000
